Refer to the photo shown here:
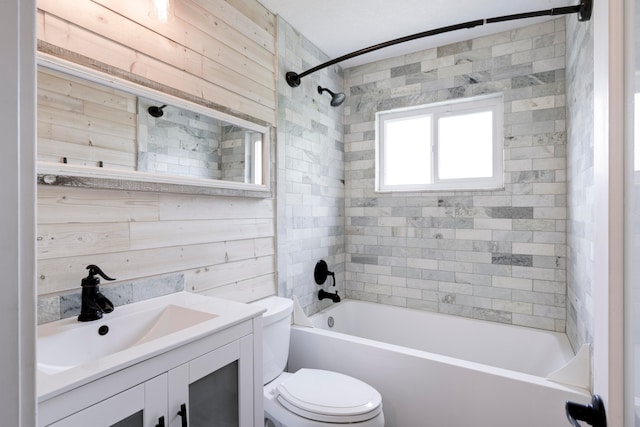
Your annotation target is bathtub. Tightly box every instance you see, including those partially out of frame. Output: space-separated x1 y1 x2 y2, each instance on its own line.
288 300 591 427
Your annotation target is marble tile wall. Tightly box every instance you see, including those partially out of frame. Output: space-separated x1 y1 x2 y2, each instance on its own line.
565 15 594 350
37 272 185 324
138 96 222 179
276 17 346 314
343 19 568 331
220 125 248 183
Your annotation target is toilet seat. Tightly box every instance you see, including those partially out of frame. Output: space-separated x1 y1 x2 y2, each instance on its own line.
275 369 383 423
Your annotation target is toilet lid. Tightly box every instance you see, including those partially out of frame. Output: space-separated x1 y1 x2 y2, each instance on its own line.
276 369 382 423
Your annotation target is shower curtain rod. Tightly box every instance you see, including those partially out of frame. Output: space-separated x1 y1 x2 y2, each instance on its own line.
285 0 593 88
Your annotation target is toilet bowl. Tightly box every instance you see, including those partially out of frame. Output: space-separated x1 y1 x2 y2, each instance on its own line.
251 296 384 427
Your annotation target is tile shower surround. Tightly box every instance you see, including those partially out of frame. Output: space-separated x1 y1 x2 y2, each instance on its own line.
343 18 568 332
276 16 346 313
565 16 594 351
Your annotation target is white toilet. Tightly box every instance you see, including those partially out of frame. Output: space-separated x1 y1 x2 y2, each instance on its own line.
252 296 385 427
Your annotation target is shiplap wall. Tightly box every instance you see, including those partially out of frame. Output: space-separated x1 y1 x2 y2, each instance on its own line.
38 68 138 170
36 0 277 322
37 0 276 125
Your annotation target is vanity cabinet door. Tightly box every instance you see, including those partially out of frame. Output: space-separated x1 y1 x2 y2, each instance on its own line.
48 375 167 427
168 336 254 427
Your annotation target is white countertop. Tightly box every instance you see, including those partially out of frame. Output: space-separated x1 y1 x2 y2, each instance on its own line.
37 292 264 401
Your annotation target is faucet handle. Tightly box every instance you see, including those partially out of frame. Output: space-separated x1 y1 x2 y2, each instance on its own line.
86 264 116 282
314 260 336 287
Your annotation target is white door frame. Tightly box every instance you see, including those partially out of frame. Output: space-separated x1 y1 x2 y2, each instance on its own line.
0 0 37 425
593 0 625 425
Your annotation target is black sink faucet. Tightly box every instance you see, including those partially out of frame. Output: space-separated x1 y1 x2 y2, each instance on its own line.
78 265 116 322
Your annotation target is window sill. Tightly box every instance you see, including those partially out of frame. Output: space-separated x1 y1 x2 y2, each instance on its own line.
375 186 506 194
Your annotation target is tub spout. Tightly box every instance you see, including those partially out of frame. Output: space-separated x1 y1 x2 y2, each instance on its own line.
318 289 340 303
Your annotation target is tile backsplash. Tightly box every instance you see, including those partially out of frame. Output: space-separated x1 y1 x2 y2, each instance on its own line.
37 272 185 324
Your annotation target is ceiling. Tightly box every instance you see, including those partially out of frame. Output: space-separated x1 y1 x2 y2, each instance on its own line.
258 0 577 69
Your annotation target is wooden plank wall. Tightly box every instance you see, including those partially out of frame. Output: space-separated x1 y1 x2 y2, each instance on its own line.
37 0 277 125
38 68 138 170
36 0 277 304
37 189 276 300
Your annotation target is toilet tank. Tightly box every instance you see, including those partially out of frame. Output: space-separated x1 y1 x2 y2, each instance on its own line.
251 296 293 384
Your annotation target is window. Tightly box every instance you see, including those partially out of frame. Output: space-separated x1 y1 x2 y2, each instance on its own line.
375 94 504 192
244 131 263 185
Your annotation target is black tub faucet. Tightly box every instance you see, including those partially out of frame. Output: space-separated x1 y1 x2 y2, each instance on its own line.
318 288 341 303
78 264 116 322
315 260 341 303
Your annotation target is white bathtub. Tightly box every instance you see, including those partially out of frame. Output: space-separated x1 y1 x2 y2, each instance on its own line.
288 300 591 427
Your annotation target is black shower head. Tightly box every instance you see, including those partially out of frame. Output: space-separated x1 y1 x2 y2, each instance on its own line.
317 86 346 107
147 104 167 118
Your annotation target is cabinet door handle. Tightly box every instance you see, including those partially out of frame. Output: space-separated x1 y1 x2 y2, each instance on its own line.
155 416 165 427
177 403 188 427
566 395 607 427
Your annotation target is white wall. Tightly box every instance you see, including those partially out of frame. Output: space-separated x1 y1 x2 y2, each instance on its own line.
592 0 625 423
0 0 36 424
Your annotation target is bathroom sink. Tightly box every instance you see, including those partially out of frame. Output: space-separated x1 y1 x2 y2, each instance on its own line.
37 292 265 400
36 292 265 416
38 303 217 374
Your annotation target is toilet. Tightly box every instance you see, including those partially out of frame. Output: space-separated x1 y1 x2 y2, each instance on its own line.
251 296 385 427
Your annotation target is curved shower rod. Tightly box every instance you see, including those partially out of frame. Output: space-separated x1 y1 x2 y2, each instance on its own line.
285 0 593 88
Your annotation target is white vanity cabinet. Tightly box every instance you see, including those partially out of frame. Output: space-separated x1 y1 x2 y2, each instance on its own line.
47 376 165 427
38 307 263 427
168 336 255 427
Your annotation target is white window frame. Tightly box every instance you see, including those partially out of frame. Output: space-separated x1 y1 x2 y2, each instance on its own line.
375 94 504 192
244 131 263 185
